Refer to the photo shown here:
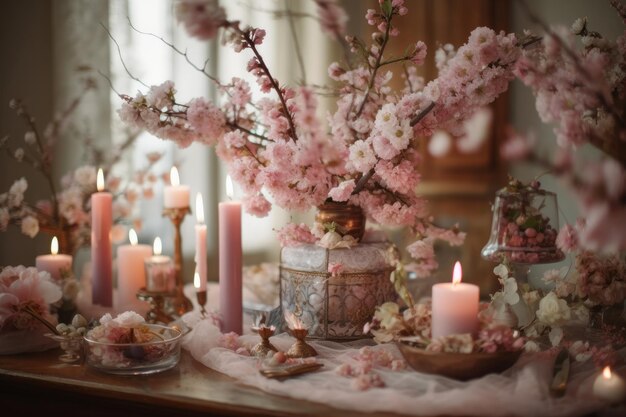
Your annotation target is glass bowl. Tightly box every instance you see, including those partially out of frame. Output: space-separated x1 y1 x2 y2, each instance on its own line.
83 324 182 375
45 333 83 363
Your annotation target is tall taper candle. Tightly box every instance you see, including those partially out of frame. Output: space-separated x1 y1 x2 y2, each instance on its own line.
219 176 242 334
195 193 208 292
91 168 113 307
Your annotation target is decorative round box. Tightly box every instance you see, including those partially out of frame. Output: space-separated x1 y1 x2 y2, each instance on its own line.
280 242 397 340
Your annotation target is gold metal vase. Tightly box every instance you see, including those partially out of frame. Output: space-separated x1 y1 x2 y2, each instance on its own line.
315 202 365 242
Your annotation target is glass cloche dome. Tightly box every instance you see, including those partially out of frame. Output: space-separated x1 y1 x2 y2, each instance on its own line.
481 179 565 265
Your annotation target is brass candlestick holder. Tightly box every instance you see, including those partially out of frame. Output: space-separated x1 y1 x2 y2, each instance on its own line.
137 288 175 324
196 290 208 317
251 325 278 357
286 328 317 358
162 207 193 317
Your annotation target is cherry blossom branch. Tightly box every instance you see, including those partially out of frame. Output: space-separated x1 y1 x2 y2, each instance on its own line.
355 14 392 118
101 23 148 88
127 18 222 85
235 25 298 142
352 100 435 196
518 0 626 165
16 108 60 222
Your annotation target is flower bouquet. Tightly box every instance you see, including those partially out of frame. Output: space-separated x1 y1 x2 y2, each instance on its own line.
83 311 182 375
0 266 63 354
116 0 525 273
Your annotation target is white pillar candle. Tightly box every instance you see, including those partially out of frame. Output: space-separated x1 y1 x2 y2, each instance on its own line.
36 236 72 282
91 168 113 307
431 261 479 339
117 229 151 309
195 193 208 292
593 366 626 404
219 176 242 334
163 166 190 208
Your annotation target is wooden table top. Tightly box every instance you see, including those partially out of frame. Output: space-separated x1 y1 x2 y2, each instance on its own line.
0 348 415 417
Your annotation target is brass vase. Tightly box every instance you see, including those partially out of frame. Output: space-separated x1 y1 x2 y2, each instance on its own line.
315 202 365 242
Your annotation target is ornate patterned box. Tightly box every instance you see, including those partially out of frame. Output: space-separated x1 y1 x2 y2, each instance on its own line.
280 242 397 340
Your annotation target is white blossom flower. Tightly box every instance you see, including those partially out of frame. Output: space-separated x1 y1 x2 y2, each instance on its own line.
20 215 39 238
568 340 593 362
536 292 571 326
348 140 376 173
524 340 540 352
493 263 509 279
14 148 24 162
73 166 97 189
571 17 586 35
24 131 36 145
8 177 27 208
502 277 520 304
548 326 563 346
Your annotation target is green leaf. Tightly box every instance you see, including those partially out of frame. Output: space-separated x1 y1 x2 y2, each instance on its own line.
381 0 392 17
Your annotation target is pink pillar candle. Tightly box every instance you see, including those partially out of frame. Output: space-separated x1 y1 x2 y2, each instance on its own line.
195 193 207 292
91 168 113 307
117 229 151 309
145 237 175 293
36 236 72 281
163 166 190 208
219 176 242 334
431 261 479 339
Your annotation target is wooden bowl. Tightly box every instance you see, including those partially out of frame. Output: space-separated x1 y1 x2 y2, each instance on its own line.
397 342 522 380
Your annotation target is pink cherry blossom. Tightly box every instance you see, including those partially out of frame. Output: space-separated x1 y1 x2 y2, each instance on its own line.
175 0 226 40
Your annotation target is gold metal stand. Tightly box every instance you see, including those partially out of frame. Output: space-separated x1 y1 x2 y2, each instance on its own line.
251 325 278 357
162 207 193 317
196 290 207 317
137 288 175 324
286 328 318 358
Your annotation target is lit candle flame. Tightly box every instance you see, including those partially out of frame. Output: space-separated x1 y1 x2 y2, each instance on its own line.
51 236 59 255
170 166 180 186
129 228 138 246
452 261 462 285
604 366 612 379
225 175 234 200
284 311 305 330
195 193 205 224
96 168 105 192
193 271 200 289
153 237 162 256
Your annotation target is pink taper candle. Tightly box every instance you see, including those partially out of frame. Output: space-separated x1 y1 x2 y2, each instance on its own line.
431 261 479 339
219 176 242 334
195 193 208 292
91 168 113 307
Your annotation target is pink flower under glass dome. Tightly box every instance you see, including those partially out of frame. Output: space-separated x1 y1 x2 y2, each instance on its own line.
481 179 565 265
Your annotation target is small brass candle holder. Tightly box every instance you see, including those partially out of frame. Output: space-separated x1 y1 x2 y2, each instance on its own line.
286 327 317 358
162 206 193 317
251 325 278 357
137 287 175 324
196 290 208 317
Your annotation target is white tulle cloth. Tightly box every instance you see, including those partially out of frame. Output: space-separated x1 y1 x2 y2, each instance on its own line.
182 314 623 417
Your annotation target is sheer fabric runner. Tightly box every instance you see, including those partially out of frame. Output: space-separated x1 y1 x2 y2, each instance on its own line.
182 314 622 417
